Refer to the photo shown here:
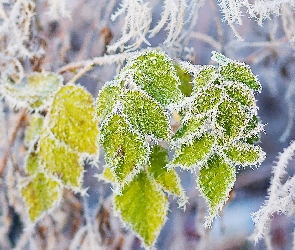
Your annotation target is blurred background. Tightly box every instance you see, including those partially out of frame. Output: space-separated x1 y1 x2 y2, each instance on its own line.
1 0 295 249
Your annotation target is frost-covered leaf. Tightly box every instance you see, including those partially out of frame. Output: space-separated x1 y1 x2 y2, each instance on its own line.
194 66 217 90
216 100 246 139
173 134 214 168
224 142 265 166
24 114 44 147
21 172 62 222
122 90 170 140
192 86 222 114
241 115 261 144
95 83 121 120
147 145 183 196
197 154 236 227
49 85 99 155
225 82 255 107
3 72 63 110
39 134 83 189
100 114 148 183
174 64 193 97
173 115 205 141
124 51 183 106
25 151 40 176
99 165 117 184
114 171 168 247
220 62 261 91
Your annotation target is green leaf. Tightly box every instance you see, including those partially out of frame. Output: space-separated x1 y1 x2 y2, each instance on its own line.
122 90 170 140
173 134 214 168
98 165 117 184
173 115 205 141
24 114 44 147
241 115 261 144
194 66 217 90
3 72 63 110
216 100 246 139
100 114 148 183
174 64 193 97
197 154 236 227
39 134 83 189
124 50 183 106
220 62 261 91
25 151 40 176
192 86 222 114
95 83 121 120
21 172 62 221
147 145 183 196
225 82 255 107
224 142 265 166
49 85 99 155
114 171 168 247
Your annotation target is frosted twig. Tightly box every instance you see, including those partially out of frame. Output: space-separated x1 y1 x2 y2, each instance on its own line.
149 0 187 47
252 140 295 241
108 0 152 52
210 0 224 44
58 52 136 74
190 31 222 51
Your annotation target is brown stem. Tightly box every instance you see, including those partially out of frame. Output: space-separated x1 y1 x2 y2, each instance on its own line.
0 109 27 178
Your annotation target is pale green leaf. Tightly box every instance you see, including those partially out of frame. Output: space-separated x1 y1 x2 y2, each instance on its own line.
99 165 117 183
225 82 255 107
216 100 246 139
192 86 222 114
122 90 170 140
147 145 183 196
194 66 217 90
21 172 62 221
173 134 214 168
3 72 63 109
124 50 183 106
224 142 265 166
95 83 121 120
197 154 236 227
39 134 83 189
49 85 99 155
24 114 44 147
100 114 148 183
173 115 205 141
114 171 168 247
220 62 261 91
25 151 40 176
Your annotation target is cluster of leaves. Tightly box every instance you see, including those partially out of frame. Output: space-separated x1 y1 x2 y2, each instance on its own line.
96 50 265 247
2 72 99 222
1 49 265 248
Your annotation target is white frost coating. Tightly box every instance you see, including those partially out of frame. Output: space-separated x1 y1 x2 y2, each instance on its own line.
149 0 187 47
252 140 295 242
0 0 41 84
218 0 245 25
252 0 295 25
108 0 152 52
47 0 71 19
218 0 295 26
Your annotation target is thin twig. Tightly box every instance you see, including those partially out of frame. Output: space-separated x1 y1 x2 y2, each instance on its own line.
68 63 94 84
58 52 135 75
209 0 224 47
0 109 27 178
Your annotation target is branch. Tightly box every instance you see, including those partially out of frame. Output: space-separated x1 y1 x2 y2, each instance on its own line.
58 52 135 75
